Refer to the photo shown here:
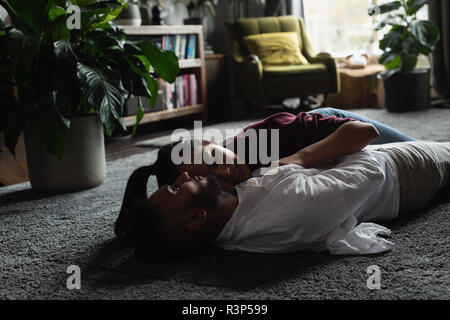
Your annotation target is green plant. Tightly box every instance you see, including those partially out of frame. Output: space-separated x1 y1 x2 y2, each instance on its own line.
175 0 218 18
0 0 179 158
369 0 440 79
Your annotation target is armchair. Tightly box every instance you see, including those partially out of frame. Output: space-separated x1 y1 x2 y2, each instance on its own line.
226 15 340 111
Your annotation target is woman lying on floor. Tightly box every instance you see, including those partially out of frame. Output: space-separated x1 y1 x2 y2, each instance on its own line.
149 107 414 189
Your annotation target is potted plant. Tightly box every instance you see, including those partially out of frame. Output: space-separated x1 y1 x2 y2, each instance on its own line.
176 0 217 23
369 0 440 112
0 0 179 193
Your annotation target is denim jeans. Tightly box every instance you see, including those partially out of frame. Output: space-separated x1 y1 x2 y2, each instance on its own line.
308 107 415 144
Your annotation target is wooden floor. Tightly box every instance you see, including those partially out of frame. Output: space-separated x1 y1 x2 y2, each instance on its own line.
105 132 160 161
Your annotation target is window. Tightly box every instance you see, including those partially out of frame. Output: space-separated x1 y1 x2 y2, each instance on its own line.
303 0 429 58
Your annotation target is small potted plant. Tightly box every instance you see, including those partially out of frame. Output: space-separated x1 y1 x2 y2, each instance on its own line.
177 0 217 23
0 0 179 193
369 0 440 112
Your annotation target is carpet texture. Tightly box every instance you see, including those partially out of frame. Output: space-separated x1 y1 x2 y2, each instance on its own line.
0 108 449 300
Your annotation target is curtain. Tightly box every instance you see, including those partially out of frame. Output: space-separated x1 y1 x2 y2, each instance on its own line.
429 0 450 97
264 0 283 16
265 0 304 17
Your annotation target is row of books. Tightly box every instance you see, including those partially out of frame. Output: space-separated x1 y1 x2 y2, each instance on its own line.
163 74 198 110
125 74 199 116
162 34 197 60
128 34 197 60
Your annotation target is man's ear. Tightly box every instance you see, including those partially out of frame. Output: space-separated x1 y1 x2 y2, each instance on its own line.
184 208 207 231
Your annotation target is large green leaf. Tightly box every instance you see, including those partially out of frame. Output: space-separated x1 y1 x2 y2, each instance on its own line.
401 35 420 55
385 53 402 70
379 26 408 51
132 96 144 136
79 1 123 31
136 41 180 83
1 0 49 34
406 0 430 15
368 1 401 16
400 53 418 72
411 20 440 50
77 62 125 134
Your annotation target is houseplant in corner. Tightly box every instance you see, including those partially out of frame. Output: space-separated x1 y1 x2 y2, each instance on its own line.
0 0 179 193
369 0 440 112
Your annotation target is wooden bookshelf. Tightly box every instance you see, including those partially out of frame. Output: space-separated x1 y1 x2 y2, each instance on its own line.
122 25 207 126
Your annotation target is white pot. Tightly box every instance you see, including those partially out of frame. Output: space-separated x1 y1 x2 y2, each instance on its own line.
24 114 106 193
115 4 142 26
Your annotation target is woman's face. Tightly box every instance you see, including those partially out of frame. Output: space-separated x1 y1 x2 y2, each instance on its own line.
178 140 245 190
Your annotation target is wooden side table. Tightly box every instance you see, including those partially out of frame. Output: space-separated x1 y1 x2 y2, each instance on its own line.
328 64 386 109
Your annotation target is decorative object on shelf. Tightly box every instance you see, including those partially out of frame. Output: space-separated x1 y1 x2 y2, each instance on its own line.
152 3 163 25
138 0 153 25
345 53 369 69
115 0 142 26
369 0 440 112
177 0 217 52
0 0 179 193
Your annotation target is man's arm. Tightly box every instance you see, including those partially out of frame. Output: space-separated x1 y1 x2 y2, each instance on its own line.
276 121 380 167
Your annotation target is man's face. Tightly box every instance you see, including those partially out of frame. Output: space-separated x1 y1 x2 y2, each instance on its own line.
146 172 222 231
179 140 241 190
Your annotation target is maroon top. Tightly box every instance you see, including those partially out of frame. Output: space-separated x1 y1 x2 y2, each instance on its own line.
223 112 355 171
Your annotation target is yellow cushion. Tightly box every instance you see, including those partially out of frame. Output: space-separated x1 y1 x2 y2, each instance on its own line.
244 32 309 66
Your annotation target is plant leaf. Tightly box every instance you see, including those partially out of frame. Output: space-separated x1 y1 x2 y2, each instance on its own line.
385 53 402 70
48 5 67 22
77 62 125 135
132 96 144 136
379 26 408 51
411 20 440 50
136 41 180 83
406 0 430 15
401 53 418 72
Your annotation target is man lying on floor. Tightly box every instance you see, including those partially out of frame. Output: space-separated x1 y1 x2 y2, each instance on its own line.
115 140 450 258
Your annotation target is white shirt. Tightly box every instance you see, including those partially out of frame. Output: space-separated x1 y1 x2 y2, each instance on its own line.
215 149 400 255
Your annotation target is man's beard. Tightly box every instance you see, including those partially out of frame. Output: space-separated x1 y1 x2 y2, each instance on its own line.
196 175 222 209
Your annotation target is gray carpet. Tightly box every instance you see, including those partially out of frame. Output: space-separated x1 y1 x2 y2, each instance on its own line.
0 108 449 300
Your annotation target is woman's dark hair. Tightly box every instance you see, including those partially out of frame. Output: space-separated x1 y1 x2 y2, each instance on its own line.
114 165 167 258
153 140 184 187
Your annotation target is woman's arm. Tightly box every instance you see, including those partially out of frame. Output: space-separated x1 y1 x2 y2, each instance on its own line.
276 121 380 167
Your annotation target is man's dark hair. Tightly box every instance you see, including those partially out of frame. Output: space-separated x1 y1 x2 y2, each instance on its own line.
114 165 167 258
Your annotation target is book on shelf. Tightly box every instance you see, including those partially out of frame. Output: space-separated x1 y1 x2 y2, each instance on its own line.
160 74 199 110
186 34 197 59
161 34 197 60
189 74 198 106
